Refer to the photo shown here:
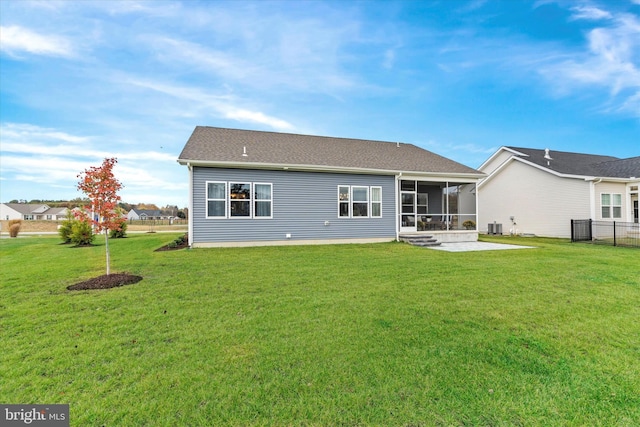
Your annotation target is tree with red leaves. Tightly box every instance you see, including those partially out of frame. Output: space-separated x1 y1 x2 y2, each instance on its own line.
77 157 123 275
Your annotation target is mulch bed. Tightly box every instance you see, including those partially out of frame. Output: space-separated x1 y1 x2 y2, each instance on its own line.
154 234 189 251
67 273 143 291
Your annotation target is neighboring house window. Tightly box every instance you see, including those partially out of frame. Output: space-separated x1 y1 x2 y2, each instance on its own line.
24 215 34 220
206 181 272 219
207 182 227 218
371 187 382 218
601 193 622 219
338 185 380 218
46 215 52 220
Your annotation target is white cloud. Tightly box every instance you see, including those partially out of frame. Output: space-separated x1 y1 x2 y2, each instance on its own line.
569 6 612 21
1 123 89 144
539 10 640 117
0 25 75 58
125 78 294 130
0 122 185 204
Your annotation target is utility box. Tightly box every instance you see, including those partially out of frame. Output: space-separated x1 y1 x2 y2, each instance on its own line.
488 223 502 235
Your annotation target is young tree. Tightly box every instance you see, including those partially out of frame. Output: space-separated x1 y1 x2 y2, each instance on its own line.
77 157 124 275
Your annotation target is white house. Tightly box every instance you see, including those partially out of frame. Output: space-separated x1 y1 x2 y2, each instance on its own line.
0 203 69 221
477 147 639 238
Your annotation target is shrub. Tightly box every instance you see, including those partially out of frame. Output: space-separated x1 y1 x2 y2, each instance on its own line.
71 220 95 246
109 220 127 239
463 220 476 230
59 213 74 243
9 221 21 238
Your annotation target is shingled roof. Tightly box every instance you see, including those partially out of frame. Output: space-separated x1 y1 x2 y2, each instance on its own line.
506 147 639 178
178 126 483 177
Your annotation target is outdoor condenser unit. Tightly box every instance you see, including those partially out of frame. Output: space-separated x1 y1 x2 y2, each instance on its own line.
488 223 502 235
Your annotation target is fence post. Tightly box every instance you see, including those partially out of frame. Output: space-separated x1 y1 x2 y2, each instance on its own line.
570 220 574 242
613 221 616 246
588 219 592 241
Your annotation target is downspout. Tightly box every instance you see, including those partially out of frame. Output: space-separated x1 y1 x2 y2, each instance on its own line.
589 178 602 220
188 163 194 248
475 181 479 235
395 173 401 241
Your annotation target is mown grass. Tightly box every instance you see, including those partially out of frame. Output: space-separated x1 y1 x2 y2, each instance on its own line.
1 234 638 426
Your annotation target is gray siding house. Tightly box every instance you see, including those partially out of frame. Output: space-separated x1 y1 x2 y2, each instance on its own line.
178 127 484 247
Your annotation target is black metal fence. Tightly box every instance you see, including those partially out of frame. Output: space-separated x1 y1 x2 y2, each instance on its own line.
571 219 640 248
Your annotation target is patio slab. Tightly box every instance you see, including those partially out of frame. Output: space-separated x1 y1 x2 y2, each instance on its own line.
428 241 536 252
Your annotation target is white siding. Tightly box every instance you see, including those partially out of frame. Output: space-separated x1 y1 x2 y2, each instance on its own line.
594 182 630 222
478 160 590 238
479 150 515 175
0 204 22 220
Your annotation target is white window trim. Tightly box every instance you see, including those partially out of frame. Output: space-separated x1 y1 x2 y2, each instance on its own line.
601 192 622 219
229 182 252 219
352 185 370 218
338 185 381 218
206 181 227 219
254 182 273 219
371 186 382 218
206 181 273 219
338 185 351 218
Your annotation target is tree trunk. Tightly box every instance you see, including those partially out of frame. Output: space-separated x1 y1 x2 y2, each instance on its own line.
104 228 111 275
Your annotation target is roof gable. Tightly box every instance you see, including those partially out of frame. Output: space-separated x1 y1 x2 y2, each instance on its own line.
178 127 482 177
3 203 48 215
505 147 639 178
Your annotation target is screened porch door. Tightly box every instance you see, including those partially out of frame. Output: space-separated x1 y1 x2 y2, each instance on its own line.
400 190 416 232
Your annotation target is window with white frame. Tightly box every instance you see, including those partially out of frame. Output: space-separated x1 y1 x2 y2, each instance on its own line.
207 182 226 218
601 193 622 219
254 183 272 218
352 186 369 217
371 187 382 217
338 186 350 217
338 185 381 218
230 182 251 217
207 181 272 219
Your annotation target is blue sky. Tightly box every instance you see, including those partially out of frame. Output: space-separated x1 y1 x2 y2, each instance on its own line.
1 0 639 208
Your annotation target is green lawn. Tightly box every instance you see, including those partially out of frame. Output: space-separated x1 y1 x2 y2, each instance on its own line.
1 234 638 426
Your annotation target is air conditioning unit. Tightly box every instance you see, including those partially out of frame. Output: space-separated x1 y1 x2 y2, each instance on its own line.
488 223 502 235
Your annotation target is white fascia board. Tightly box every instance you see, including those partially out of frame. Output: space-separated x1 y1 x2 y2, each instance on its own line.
477 146 528 171
177 159 485 180
478 156 598 189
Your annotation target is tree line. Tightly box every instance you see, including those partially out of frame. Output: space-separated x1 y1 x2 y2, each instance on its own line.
8 199 186 218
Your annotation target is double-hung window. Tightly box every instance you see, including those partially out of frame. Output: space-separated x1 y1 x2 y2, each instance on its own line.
230 183 251 217
338 185 381 218
254 183 272 218
352 186 369 217
207 181 272 218
371 187 382 217
207 182 226 218
601 193 622 219
339 186 350 217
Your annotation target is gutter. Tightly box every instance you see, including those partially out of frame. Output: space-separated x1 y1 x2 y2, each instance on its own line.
177 158 486 180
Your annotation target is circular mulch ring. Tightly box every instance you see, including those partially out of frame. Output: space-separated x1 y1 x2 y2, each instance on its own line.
67 273 143 291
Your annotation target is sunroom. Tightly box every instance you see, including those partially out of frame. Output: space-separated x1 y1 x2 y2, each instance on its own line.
398 179 478 241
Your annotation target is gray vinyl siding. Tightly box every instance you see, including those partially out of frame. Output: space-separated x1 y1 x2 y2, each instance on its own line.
192 167 396 244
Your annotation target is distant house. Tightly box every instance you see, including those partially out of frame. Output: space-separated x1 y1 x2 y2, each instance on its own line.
127 208 166 221
477 147 640 238
0 203 69 221
178 126 485 247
